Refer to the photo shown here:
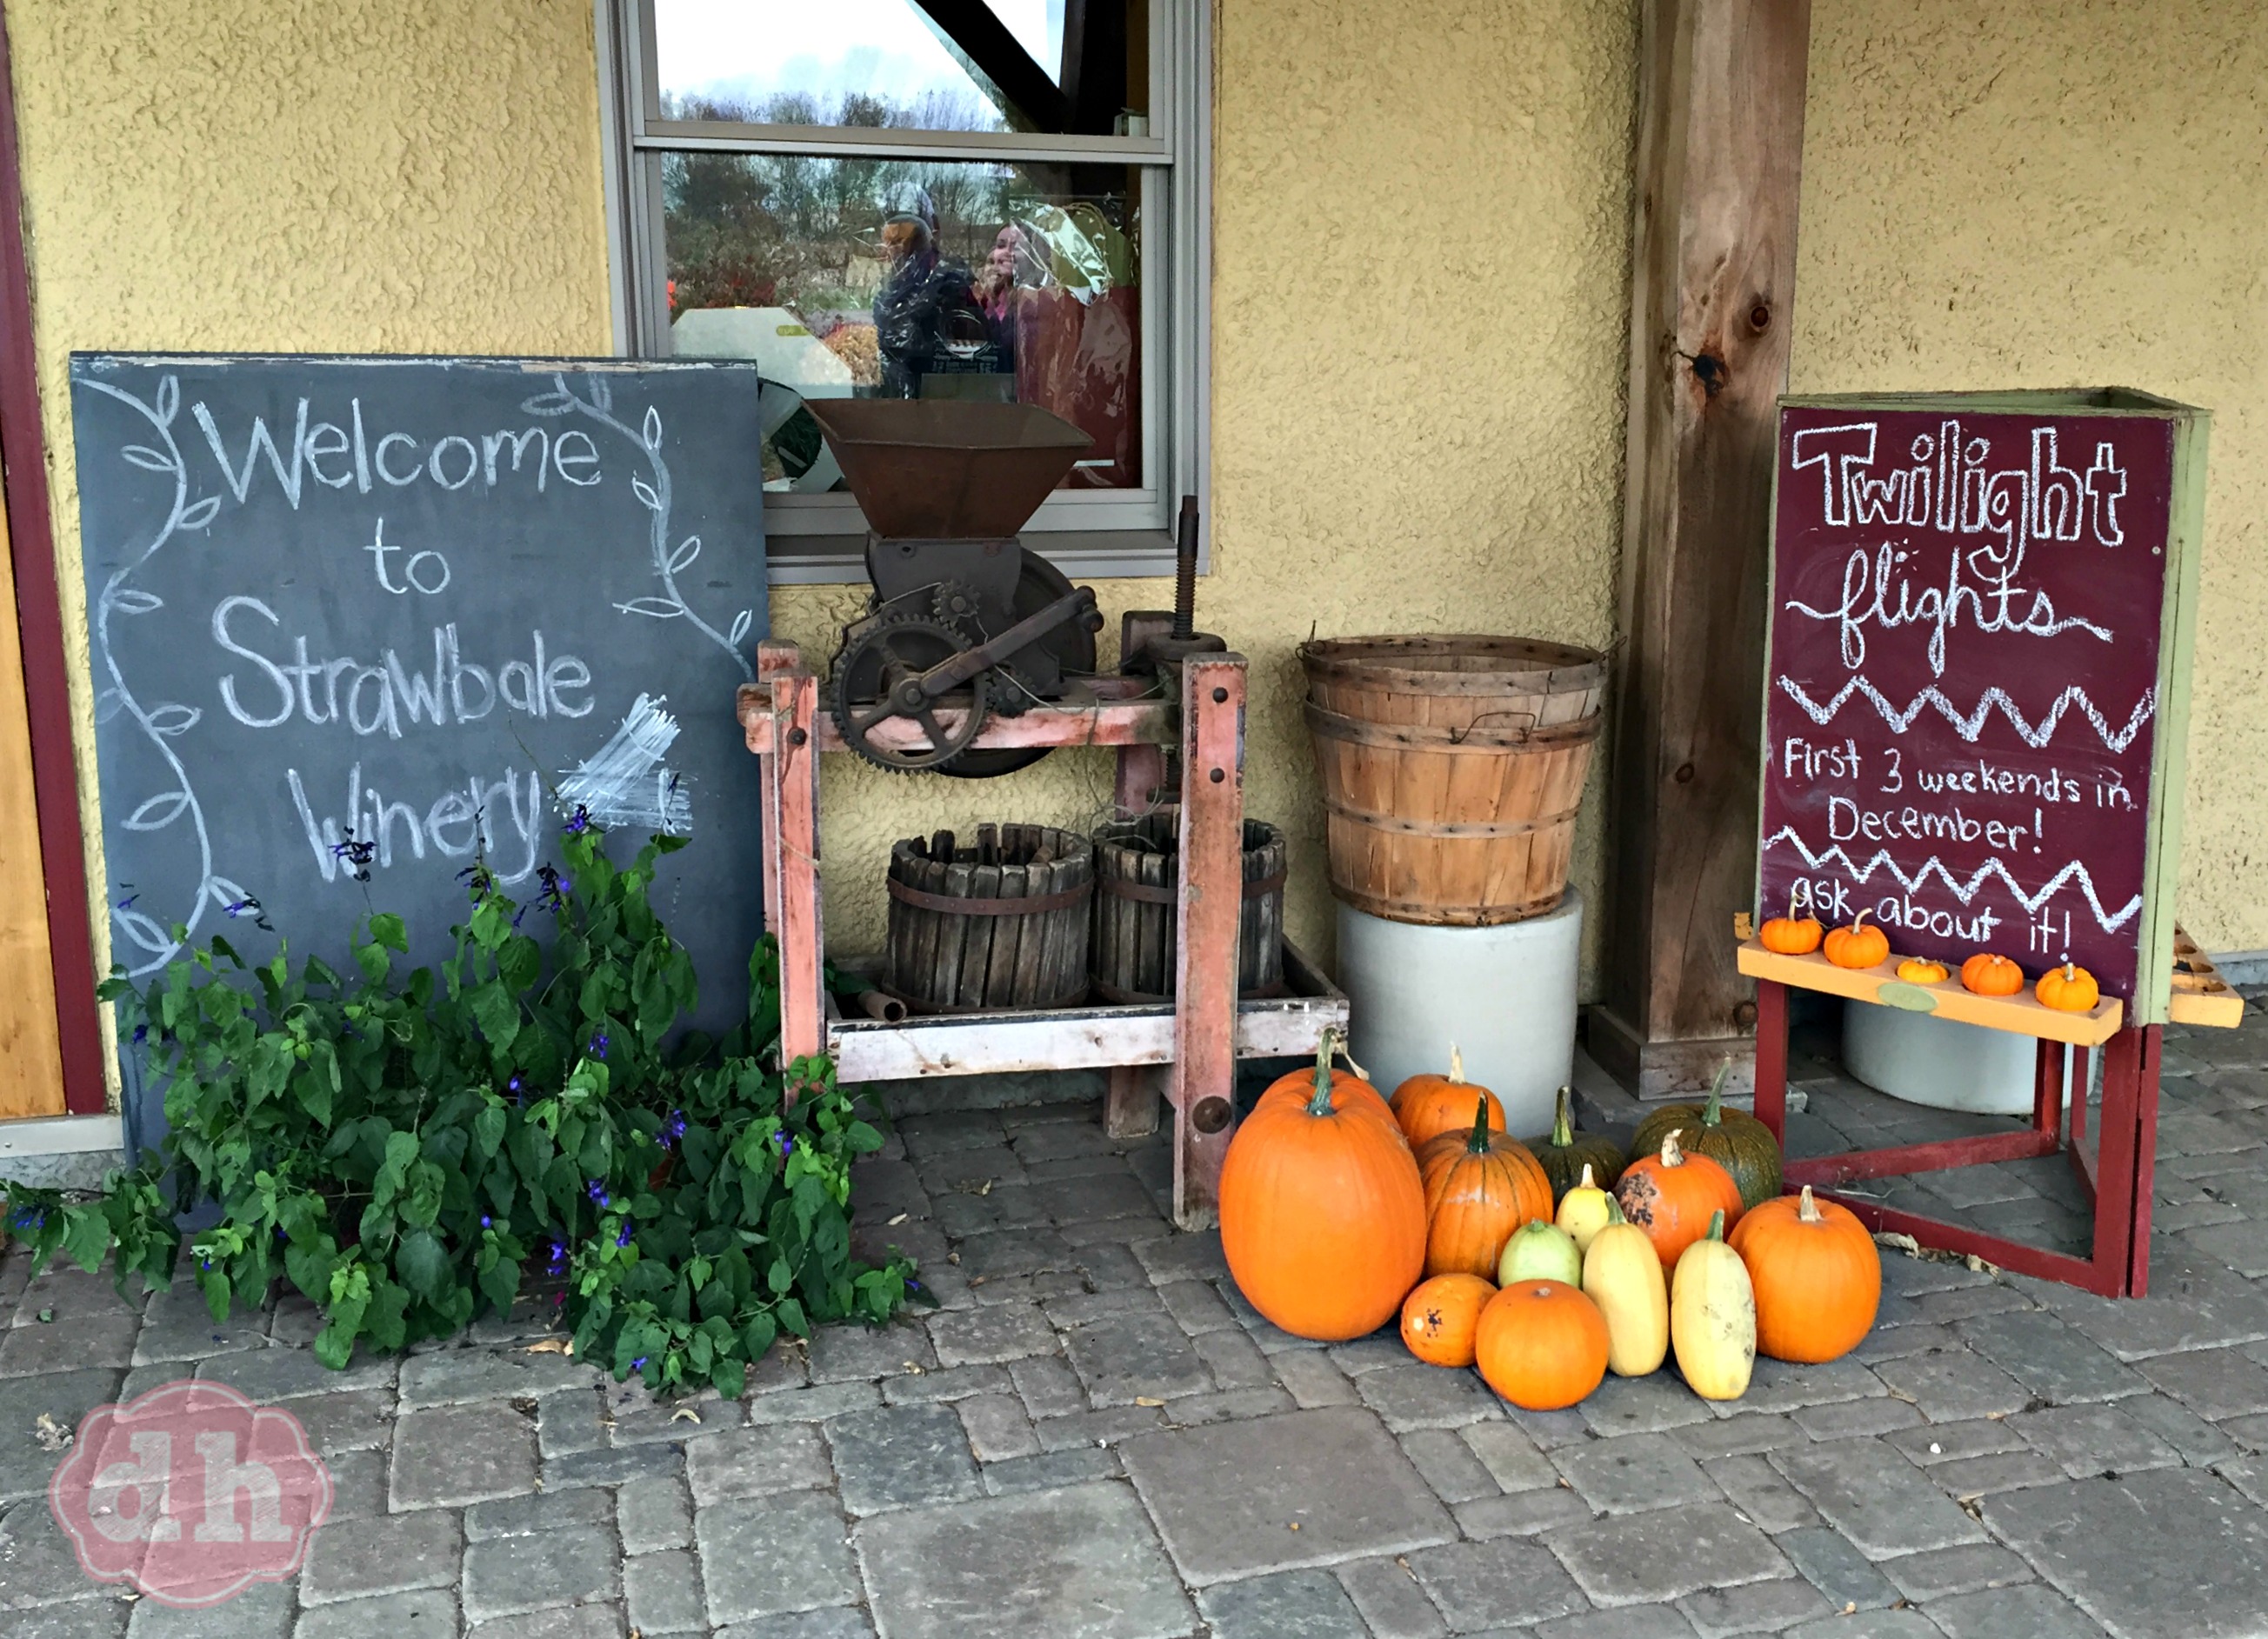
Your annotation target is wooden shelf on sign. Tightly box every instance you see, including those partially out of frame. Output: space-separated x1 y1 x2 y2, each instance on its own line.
1733 939 2125 1047
2171 927 2246 1029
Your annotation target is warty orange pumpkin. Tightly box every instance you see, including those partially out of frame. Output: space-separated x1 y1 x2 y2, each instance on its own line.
1220 1029 1426 1341
1474 1279 1610 1410
1416 1095 1555 1279
1390 1045 1505 1151
1729 1184 1880 1363
1614 1129 1744 1271
1400 1273 1495 1368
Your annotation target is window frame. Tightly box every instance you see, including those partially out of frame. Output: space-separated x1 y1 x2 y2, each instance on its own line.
594 0 1211 584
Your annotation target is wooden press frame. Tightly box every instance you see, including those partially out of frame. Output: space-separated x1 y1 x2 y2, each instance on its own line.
736 624 1348 1229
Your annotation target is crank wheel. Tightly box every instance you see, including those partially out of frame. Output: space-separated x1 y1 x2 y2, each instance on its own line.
830 616 991 772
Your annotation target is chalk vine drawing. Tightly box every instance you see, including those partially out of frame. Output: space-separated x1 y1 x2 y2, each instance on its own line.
1762 828 2143 934
87 367 756 975
557 694 692 836
1776 675 2157 754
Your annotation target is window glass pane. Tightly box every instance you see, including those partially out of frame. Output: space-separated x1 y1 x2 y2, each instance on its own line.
652 0 1150 137
664 155 1143 492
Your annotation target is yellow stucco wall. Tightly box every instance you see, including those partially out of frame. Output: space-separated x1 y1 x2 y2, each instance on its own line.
9 0 1641 1030
1793 0 2268 956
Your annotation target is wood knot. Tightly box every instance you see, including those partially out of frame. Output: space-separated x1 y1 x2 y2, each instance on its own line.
1691 353 1728 398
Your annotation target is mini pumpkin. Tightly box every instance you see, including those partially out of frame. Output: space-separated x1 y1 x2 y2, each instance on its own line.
2037 960 2101 1013
1417 1095 1555 1279
1615 1129 1745 1270
1390 1046 1506 1152
1758 893 1824 956
1473 1279 1610 1410
1220 1029 1428 1341
1823 909 1891 969
1556 1163 1615 1256
1525 1085 1627 1201
1671 1210 1755 1402
1960 952 2025 996
1730 1183 1880 1363
1895 956 1950 984
1400 1273 1496 1368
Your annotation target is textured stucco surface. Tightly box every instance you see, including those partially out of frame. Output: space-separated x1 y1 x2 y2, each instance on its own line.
1792 0 2268 954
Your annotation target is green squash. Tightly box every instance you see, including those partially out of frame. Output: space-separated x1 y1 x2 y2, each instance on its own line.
1631 1065 1781 1212
1525 1085 1627 1203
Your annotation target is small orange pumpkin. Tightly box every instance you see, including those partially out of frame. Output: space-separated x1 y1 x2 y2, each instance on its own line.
1614 1129 1744 1270
1758 893 1824 956
1730 1184 1881 1363
1895 956 1949 984
1220 1030 1428 1342
1417 1095 1555 1280
2036 960 2100 1013
1400 1273 1496 1368
1822 909 1891 970
1390 1046 1506 1152
1960 952 2025 996
1474 1279 1610 1410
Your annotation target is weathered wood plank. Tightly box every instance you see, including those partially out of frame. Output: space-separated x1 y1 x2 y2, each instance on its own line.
1172 656 1247 1229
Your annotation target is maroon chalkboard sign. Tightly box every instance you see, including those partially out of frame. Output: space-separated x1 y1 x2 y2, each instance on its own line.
1759 396 2197 1004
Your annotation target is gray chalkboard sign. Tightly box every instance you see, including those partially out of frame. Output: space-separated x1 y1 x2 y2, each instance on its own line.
70 354 769 1123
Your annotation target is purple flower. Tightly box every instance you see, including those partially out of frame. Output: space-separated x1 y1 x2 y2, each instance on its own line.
630 1355 648 1371
565 805 592 836
587 1033 610 1061
535 863 570 910
480 1215 493 1229
546 1240 569 1274
586 1181 610 1207
774 1131 795 1156
508 1073 524 1100
116 893 138 911
132 1024 148 1045
199 1257 212 1269
906 1277 922 1292
615 1222 633 1248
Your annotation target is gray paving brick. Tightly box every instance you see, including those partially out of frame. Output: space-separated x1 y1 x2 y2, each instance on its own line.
1337 1556 1448 1639
1504 1402 1593 1448
1044 1286 1168 1328
1357 1363 1499 1431
537 1386 610 1457
1957 1308 2146 1404
699 1489 859 1623
1122 1406 1454 1582
465 1598 628 1638
1923 1582 2109 1639
323 1447 388 1520
1410 1536 1587 1628
1771 1438 1988 1556
390 1401 537 1509
1159 1278 1239 1335
301 1509 463 1604
955 1227 1076 1282
1929 1449 2070 1498
957 1391 1037 1460
624 1548 706 1635
1273 1349 1362 1409
604 1382 739 1445
1872 1349 2030 1421
1036 1405 1166 1449
2118 1389 2241 1464
542 1441 685 1489
857 1481 1192 1638
1547 1499 1788 1608
1163 1385 1297 1424
282 1387 395 1456
1720 1355 1884 1416
1008 1353 1085 1417
617 1474 695 1552
2138 1343 2268 1419
395 1346 593 1407
292 1589 460 1639
2187 1218 2268 1277
124 1580 293 1636
1792 1395 1923 1441
2031 1257 2268 1362
1775 1525 1899 1609
0 1497 135 1609
1131 1229 1229 1284
1885 1416 2025 1466
1064 1309 1212 1405
1671 1411 1805 1458
1677 1577 1831 1638
826 1403 981 1515
1536 1605 1699 1638
1853 1321 1959 1363
1705 1453 1824 1534
0 1310 137 1377
1908 1283 2035 1324
1459 1420 1559 1491
978 1445 1123 1494
1454 1484 1594 1537
927 1303 1058 1366
879 1362 1012 1404
1783 1607 1942 1639
464 1482 612 1539
2218 1451 2268 1507
1554 1431 1716 1514
2011 1402 2183 1479
1192 1324 1275 1389
685 1422 832 1503
744 1382 883 1423
1326 1333 1410 1376
1397 1427 1498 1504
192 1343 395 1402
1197 1567 1368 1637
713 1609 874 1639
461 1522 617 1622
1878 1541 2035 1602
1577 1371 1713 1436
807 1320 936 1383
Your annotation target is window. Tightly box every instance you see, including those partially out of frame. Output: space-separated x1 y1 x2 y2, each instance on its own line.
597 1 1210 582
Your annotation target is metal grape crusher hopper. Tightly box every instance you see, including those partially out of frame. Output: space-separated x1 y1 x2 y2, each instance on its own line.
735 401 1347 1227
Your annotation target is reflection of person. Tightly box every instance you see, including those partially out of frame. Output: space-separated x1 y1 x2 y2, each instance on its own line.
872 197 976 398
972 225 1030 370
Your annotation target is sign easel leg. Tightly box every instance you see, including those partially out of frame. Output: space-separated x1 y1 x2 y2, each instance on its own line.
1171 656 1246 1229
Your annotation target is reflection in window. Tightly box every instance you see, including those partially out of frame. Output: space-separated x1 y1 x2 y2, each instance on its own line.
664 156 1141 491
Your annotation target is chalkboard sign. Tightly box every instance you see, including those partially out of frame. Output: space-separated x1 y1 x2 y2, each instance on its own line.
71 354 770 1104
1758 390 2208 1019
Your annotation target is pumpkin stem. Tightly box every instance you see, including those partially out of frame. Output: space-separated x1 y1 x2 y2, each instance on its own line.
2064 960 2076 982
1660 1129 1686 1167
1787 888 1802 920
1551 1085 1575 1147
1798 1183 1823 1223
1705 1208 1726 1243
1603 1195 1628 1224
1851 907 1872 933
1577 1163 1597 1191
1449 1043 1464 1083
1466 1092 1493 1155
1306 1028 1340 1116
1701 1062 1731 1128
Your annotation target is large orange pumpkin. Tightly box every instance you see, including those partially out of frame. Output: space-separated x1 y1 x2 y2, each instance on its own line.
1220 1030 1427 1341
1416 1096 1554 1279
1400 1273 1495 1368
1614 1130 1744 1271
1729 1184 1881 1363
1474 1279 1610 1410
1390 1046 1505 1151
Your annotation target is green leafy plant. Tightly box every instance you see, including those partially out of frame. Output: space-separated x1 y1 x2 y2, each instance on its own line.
2 817 917 1396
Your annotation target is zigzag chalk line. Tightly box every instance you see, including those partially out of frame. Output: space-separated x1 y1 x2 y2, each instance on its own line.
1762 828 2143 934
1777 675 2155 753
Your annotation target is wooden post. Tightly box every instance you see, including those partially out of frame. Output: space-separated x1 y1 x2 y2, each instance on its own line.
763 663 825 1085
1171 655 1245 1229
1594 0 1812 1098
